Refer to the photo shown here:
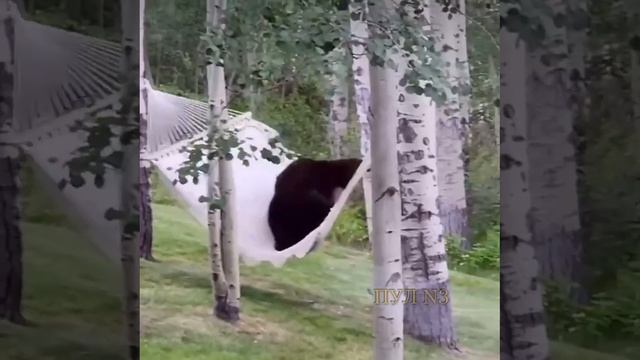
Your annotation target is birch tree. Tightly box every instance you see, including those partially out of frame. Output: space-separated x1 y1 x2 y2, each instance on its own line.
432 0 470 247
349 0 373 237
625 0 640 125
368 1 404 358
139 0 155 261
327 46 350 159
0 0 26 326
526 0 584 299
396 0 457 350
500 3 550 357
566 0 589 302
119 0 141 357
205 0 240 322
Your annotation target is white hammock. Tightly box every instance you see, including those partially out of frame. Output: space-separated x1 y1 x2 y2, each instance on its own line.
10 11 369 267
145 88 369 267
10 14 124 263
18 105 123 263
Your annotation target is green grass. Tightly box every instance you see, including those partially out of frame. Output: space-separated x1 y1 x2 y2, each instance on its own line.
551 342 629 360
4 161 629 359
1 161 127 359
143 202 500 360
143 189 630 360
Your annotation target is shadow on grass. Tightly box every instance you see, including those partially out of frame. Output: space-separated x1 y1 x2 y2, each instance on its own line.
241 285 372 340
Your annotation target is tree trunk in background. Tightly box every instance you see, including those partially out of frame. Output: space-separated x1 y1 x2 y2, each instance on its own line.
432 1 469 248
454 0 472 250
139 0 155 261
0 158 24 326
500 6 549 358
206 0 240 323
349 0 373 239
327 47 350 159
119 0 140 358
455 0 472 134
0 0 26 327
246 45 260 115
398 1 457 349
625 0 640 125
526 0 584 300
368 1 404 358
488 55 500 145
567 0 589 303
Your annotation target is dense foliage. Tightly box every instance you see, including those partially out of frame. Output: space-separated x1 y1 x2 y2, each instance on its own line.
145 0 499 250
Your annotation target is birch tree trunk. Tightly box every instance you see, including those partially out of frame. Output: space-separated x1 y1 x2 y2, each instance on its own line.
246 47 258 114
625 0 640 125
455 0 472 250
119 0 140 357
139 0 155 262
327 47 350 159
368 1 404 358
566 0 589 303
206 0 240 323
500 5 550 357
455 0 472 134
349 0 373 239
397 1 457 350
0 2 25 325
526 0 583 299
432 1 469 247
488 56 500 145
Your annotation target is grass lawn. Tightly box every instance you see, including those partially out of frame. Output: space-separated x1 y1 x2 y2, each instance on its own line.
0 162 127 359
143 200 500 360
2 163 629 359
142 182 630 360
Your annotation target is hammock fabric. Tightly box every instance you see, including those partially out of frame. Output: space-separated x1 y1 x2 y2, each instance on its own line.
144 87 369 267
11 11 369 267
11 15 124 263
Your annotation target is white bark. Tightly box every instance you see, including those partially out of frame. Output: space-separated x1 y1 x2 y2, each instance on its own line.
488 55 500 145
327 47 350 159
432 1 469 244
397 1 457 349
455 0 472 132
349 0 373 239
138 0 154 261
206 0 240 322
526 0 582 291
368 1 404 358
500 5 550 358
119 0 140 357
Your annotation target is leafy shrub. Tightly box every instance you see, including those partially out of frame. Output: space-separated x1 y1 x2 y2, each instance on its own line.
328 203 369 249
446 224 499 274
256 91 330 159
467 123 499 245
544 269 640 343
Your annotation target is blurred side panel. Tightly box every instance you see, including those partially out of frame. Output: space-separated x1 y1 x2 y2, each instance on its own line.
0 0 139 359
501 0 639 359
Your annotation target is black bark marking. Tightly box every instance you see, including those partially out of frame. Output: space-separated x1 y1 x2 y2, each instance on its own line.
500 154 522 170
374 186 399 202
385 272 401 287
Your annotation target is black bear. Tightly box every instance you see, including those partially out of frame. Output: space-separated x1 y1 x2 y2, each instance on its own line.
268 157 362 251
